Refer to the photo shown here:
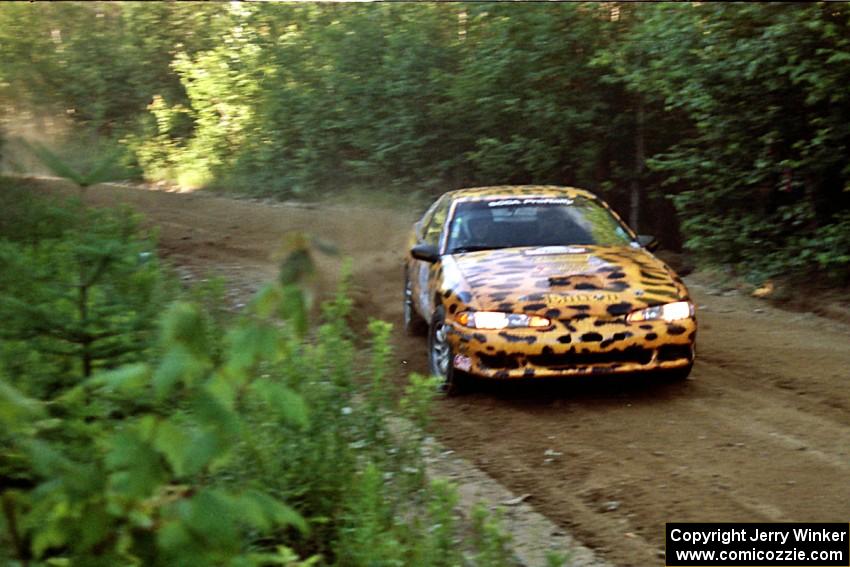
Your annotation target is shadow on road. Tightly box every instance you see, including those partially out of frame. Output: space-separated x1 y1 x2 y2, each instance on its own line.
453 372 694 407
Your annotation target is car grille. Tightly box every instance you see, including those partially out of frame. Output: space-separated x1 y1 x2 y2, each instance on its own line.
657 344 693 362
527 346 653 368
478 353 522 370
475 342 694 371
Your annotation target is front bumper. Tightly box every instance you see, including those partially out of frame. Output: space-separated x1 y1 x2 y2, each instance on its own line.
448 315 696 379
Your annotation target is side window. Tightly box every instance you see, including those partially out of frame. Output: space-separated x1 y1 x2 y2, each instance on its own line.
417 199 440 240
422 196 451 247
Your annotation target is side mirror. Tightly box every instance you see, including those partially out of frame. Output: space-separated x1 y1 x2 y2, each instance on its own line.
410 243 440 263
637 234 659 252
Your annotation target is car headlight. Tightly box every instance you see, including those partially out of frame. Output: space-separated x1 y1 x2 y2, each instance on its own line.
456 311 551 329
626 301 694 323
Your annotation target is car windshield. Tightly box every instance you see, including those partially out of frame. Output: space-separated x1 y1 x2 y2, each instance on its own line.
446 197 634 254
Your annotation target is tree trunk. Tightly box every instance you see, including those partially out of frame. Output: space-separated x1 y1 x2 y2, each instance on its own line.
629 96 645 231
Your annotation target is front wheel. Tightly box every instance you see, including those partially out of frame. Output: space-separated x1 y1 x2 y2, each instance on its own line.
428 306 470 395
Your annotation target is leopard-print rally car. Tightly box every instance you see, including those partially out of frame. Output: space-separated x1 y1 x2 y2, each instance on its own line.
403 186 696 392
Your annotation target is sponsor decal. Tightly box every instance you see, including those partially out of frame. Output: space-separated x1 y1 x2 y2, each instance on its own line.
488 197 574 208
529 256 609 276
529 255 591 266
534 265 596 278
545 293 621 305
532 263 582 274
525 246 587 256
453 354 472 371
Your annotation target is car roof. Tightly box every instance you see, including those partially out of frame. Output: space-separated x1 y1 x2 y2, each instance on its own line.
442 185 600 202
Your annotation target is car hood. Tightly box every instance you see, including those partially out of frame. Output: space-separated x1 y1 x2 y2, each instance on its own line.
445 245 689 319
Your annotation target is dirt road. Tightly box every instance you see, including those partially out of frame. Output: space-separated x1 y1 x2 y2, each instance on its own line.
59 182 850 565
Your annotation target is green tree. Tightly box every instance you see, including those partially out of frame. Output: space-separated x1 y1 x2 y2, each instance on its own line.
615 3 850 279
0 190 168 397
2 2 848 280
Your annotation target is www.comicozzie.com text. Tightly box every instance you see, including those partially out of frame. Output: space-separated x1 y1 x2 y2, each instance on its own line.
670 527 848 546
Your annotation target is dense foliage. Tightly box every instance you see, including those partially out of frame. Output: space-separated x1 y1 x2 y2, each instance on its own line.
0 184 517 565
1 2 849 280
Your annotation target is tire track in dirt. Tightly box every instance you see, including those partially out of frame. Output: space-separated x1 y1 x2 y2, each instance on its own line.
41 180 850 566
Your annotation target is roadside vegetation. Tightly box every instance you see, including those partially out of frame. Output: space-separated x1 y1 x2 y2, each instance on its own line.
0 178 517 565
2 3 849 284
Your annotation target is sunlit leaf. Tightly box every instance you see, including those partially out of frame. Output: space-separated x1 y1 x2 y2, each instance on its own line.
89 363 151 393
251 377 309 428
154 418 192 477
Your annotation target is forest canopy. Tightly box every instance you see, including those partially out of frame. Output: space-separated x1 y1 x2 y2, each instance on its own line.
1 2 848 281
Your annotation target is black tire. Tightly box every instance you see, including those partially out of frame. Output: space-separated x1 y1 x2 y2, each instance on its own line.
428 306 471 395
659 362 693 382
403 271 428 336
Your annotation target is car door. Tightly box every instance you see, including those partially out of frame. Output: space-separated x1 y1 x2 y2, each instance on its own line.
410 195 451 321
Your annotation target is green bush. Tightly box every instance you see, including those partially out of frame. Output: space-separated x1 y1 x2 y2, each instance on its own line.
0 190 515 565
0 178 80 244
675 191 850 284
0 189 170 398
